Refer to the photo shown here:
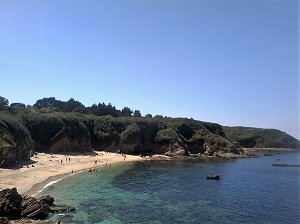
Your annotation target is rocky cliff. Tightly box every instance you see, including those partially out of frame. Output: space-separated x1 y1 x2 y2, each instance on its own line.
0 115 33 167
0 110 299 168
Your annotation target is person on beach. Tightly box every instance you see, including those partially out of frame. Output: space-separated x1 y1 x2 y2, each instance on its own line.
69 158 71 162
60 159 63 164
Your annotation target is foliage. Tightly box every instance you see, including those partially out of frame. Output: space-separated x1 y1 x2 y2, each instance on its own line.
120 123 141 144
133 110 141 117
0 96 9 110
121 107 133 117
155 128 179 144
223 126 300 148
0 95 298 167
145 114 152 118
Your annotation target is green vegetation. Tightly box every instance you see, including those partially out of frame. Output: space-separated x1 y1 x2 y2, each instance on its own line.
0 96 298 167
223 126 299 148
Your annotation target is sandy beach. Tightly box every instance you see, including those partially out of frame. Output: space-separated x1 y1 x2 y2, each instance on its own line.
0 151 145 196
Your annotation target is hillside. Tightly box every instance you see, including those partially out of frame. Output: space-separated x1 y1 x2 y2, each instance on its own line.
0 96 299 167
223 126 299 149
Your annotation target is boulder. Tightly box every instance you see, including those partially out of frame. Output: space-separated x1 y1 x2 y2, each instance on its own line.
21 197 38 210
26 204 50 219
21 195 53 219
38 195 54 206
0 188 22 219
21 203 43 217
0 188 74 223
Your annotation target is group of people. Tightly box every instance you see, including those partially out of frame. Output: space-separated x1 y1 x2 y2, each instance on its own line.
60 157 71 164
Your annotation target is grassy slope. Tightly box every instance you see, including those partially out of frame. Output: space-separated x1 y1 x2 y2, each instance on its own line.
223 126 299 149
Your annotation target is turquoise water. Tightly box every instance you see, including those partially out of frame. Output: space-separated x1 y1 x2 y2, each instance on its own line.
42 152 300 224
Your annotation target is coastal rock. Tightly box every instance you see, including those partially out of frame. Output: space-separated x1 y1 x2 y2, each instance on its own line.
21 202 40 217
38 196 54 206
49 205 75 213
0 188 74 223
165 143 188 157
25 204 50 219
0 118 33 168
21 197 37 210
21 195 53 219
22 114 93 154
0 188 23 219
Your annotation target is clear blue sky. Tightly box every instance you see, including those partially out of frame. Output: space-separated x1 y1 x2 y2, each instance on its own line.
0 1 298 138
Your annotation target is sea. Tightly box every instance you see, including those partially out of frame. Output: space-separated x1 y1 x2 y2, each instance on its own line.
41 152 300 224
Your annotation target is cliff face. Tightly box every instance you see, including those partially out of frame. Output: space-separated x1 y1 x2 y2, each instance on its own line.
0 110 298 167
21 113 93 154
0 115 33 167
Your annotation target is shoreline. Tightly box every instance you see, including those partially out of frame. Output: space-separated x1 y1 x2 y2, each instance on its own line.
1 148 297 197
243 147 298 153
25 159 141 196
0 151 145 196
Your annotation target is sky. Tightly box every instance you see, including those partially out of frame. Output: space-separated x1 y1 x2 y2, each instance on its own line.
0 0 298 139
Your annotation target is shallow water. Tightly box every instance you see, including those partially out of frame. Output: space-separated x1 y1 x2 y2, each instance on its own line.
42 152 300 224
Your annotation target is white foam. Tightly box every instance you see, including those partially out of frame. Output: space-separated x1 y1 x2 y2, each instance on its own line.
43 179 62 189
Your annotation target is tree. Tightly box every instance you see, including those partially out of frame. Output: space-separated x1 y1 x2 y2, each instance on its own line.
63 98 84 112
0 96 9 110
121 107 133 117
33 97 56 109
133 110 141 117
145 113 152 118
10 103 26 108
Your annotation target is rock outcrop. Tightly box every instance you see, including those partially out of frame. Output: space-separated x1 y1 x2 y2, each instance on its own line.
0 118 33 168
0 188 23 219
22 114 93 154
1 108 298 169
0 188 74 222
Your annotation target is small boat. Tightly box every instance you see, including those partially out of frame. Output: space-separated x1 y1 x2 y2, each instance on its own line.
206 175 220 180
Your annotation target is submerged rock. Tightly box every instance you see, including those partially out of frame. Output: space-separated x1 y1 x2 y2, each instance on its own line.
49 205 75 213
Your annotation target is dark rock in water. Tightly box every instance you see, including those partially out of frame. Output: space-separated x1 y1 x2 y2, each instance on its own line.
38 195 54 206
21 202 41 217
50 205 76 213
22 195 56 219
206 175 220 180
263 153 273 156
26 203 50 219
0 188 23 219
